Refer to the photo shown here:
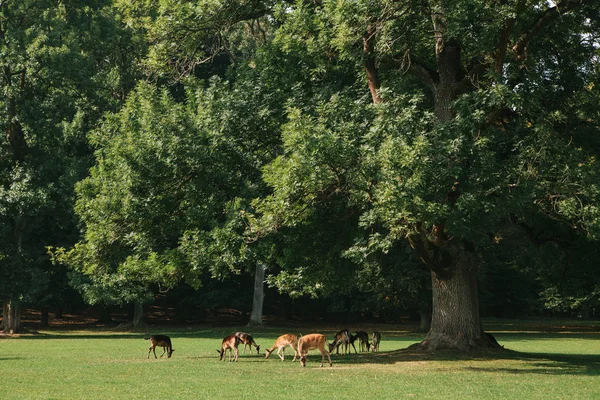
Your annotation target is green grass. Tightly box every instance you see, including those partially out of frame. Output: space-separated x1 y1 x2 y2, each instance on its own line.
1 320 599 399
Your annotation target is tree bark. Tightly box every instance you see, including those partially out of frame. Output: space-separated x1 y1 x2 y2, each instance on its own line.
418 249 495 350
248 262 267 327
2 297 22 334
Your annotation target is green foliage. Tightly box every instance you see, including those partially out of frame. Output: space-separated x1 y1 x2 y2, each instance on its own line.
0 0 141 310
246 0 600 313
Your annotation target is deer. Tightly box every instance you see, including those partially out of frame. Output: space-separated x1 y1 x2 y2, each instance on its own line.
298 333 332 367
145 335 175 359
350 331 370 352
371 331 381 352
264 333 299 361
328 328 356 355
234 332 260 354
217 334 240 362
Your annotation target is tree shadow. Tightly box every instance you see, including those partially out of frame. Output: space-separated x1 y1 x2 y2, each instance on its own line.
329 347 600 376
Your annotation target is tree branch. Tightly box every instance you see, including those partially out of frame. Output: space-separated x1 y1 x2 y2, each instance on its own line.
407 224 453 278
494 0 526 74
510 215 577 248
363 24 382 104
512 0 591 61
412 59 439 91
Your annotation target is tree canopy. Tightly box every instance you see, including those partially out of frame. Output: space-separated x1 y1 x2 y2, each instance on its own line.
3 0 599 342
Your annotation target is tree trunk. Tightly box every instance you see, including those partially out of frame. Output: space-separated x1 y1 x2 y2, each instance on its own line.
95 305 113 324
41 307 50 327
412 248 499 351
131 302 144 328
248 262 267 327
2 297 22 334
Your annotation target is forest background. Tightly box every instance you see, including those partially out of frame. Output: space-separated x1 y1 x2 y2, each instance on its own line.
1 0 599 349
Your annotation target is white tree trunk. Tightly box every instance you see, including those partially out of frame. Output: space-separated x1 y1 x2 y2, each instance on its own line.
248 262 267 327
132 302 144 327
2 297 22 334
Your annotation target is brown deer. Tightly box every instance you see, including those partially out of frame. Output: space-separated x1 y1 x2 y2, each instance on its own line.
145 335 175 359
264 333 299 361
217 334 240 362
371 331 381 352
350 331 370 352
328 328 355 355
298 333 332 367
234 332 260 354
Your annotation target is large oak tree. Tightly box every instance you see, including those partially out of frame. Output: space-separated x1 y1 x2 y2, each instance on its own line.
252 0 600 350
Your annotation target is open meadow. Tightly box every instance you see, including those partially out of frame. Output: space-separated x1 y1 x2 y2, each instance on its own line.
1 319 599 400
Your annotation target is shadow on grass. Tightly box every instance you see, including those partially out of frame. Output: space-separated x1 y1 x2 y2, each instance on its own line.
10 329 235 341
327 347 600 376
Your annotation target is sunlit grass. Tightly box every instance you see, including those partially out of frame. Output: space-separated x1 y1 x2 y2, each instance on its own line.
1 320 599 399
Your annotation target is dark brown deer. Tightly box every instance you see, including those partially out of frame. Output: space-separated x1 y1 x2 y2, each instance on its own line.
217 334 240 362
265 333 299 361
328 328 355 355
145 335 175 359
298 333 332 367
234 332 260 354
371 331 381 352
350 331 370 352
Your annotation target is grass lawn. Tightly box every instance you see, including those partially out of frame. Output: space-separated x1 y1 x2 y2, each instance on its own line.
1 319 599 399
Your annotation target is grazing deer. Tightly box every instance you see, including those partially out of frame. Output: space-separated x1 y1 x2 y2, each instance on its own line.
351 331 370 352
265 333 299 361
217 334 240 362
145 335 175 359
234 332 260 354
328 328 355 355
371 331 381 352
298 333 332 367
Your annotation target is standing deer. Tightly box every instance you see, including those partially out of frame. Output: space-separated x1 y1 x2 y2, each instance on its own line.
234 332 260 354
298 333 332 367
265 333 299 361
351 331 370 352
145 335 175 359
217 334 240 362
371 331 381 352
328 328 355 355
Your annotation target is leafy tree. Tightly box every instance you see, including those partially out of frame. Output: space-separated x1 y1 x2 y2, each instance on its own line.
251 0 600 350
0 0 140 332
62 1 295 326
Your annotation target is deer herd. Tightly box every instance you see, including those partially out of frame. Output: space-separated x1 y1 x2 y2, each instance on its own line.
147 329 382 367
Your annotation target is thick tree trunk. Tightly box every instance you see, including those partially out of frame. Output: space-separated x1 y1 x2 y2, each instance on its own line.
2 298 22 334
248 262 267 327
410 248 500 351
